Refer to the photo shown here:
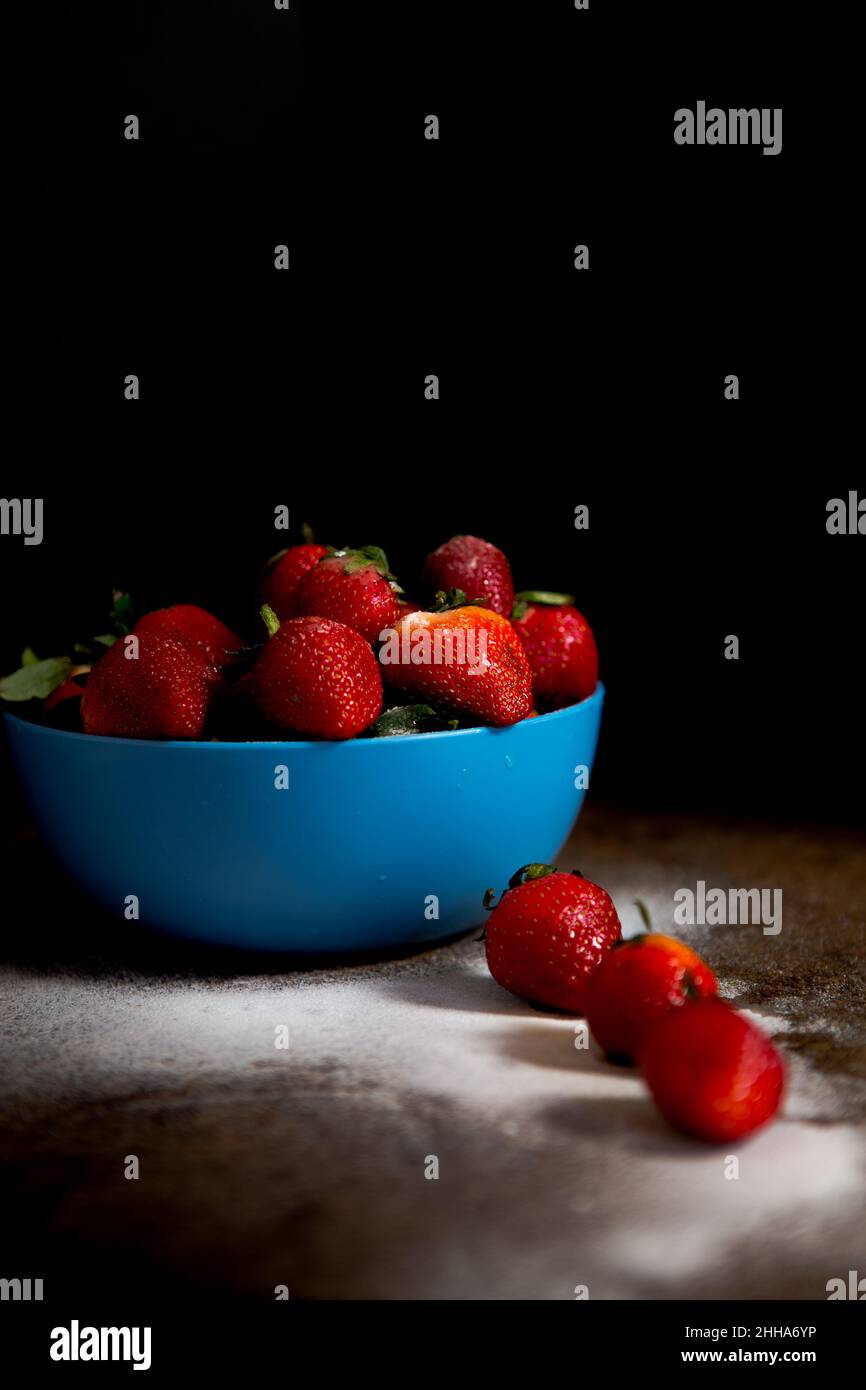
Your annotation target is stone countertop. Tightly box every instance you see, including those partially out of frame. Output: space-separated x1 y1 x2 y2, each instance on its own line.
1 806 864 1301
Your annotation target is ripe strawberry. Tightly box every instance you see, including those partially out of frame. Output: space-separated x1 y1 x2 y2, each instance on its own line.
294 546 401 644
511 593 598 706
422 535 514 616
585 926 717 1063
246 613 382 739
640 1000 784 1143
81 634 215 739
134 604 242 676
44 675 86 711
484 864 622 1012
379 595 533 726
260 543 331 620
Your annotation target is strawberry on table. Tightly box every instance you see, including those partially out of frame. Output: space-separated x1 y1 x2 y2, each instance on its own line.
379 592 533 727
484 863 622 1012
422 535 514 616
511 592 598 706
640 1000 785 1142
81 633 216 739
246 610 382 740
585 917 717 1063
294 546 401 645
260 542 331 620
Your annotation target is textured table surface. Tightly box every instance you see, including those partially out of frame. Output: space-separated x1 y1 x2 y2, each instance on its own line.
1 806 864 1301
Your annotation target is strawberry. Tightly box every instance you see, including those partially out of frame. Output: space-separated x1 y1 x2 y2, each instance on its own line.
44 675 86 711
378 594 533 726
511 592 598 706
246 611 382 739
134 604 242 676
585 916 717 1063
294 546 401 644
484 864 622 1012
81 633 215 739
640 1000 784 1142
260 542 331 620
422 535 514 616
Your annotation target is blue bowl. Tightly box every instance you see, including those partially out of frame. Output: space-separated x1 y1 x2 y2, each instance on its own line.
4 686 604 952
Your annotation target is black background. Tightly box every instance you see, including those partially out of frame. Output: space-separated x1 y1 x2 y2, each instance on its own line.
3 0 861 831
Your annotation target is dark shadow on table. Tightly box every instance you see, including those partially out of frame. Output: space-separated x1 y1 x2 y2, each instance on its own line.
0 833 471 982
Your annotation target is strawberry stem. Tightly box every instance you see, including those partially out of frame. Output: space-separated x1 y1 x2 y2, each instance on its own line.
634 899 653 933
260 604 281 637
683 970 701 1002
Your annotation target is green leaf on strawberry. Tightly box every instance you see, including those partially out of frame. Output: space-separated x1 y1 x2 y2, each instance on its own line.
511 590 575 620
369 704 446 737
430 588 490 613
110 590 135 635
507 862 561 889
335 546 402 591
0 656 73 702
260 604 281 637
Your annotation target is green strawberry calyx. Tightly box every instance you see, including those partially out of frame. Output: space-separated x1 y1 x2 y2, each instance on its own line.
332 545 402 590
511 590 576 620
110 590 136 635
260 604 281 637
431 588 491 614
483 861 567 912
508 862 562 889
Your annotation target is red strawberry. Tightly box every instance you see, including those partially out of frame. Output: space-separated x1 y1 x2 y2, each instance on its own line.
246 613 382 739
44 675 86 711
640 1000 784 1143
379 597 533 726
484 864 622 1012
260 543 331 620
134 604 242 676
294 546 401 644
81 633 215 739
511 592 598 706
423 535 514 616
585 926 717 1063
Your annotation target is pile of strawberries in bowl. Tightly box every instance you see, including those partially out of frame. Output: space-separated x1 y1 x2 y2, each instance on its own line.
1 533 599 742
